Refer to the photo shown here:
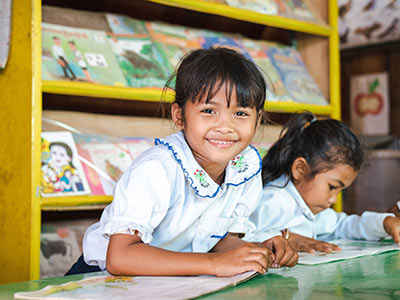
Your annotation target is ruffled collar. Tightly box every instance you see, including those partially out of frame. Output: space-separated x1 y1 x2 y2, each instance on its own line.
268 175 315 220
155 131 262 198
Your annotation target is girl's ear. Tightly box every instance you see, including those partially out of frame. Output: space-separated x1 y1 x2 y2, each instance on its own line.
291 157 309 181
171 103 184 130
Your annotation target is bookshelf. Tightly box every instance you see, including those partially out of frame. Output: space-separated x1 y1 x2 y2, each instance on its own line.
0 0 340 283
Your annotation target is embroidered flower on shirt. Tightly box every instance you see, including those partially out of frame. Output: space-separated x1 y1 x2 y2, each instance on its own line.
194 169 210 188
231 156 248 173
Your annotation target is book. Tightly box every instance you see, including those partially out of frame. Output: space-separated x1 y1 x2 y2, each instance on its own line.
14 271 257 300
74 134 154 195
280 0 317 22
0 0 11 70
106 13 149 35
41 132 91 197
298 239 400 265
201 36 252 60
226 0 279 15
267 46 328 105
41 23 128 86
107 32 170 88
146 22 202 74
240 38 292 103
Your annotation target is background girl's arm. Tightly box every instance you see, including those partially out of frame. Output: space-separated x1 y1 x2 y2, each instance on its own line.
106 233 271 277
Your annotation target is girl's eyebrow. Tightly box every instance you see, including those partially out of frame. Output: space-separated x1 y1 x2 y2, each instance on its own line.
332 179 345 187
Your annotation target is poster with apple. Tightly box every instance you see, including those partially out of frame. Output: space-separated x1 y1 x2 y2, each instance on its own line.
350 72 389 135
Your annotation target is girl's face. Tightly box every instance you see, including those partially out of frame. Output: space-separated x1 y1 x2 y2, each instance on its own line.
292 159 358 214
172 85 259 175
50 145 71 168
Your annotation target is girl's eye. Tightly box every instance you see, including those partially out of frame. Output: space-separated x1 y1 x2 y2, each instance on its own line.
329 184 338 191
235 111 249 117
201 108 214 114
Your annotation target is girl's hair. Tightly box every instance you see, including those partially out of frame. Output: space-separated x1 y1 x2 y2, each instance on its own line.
163 47 266 120
262 112 365 186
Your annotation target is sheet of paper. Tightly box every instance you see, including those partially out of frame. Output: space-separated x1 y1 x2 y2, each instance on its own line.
14 271 257 300
298 239 400 265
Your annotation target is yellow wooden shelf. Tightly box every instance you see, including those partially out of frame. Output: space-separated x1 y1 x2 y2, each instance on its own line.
41 195 112 209
43 80 333 115
147 0 332 36
42 80 174 102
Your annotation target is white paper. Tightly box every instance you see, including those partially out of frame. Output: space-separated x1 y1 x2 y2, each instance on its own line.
298 239 400 265
14 271 257 300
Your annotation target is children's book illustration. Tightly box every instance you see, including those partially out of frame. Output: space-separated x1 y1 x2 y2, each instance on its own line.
267 46 328 105
75 135 154 195
42 23 128 86
107 33 170 88
226 0 279 15
298 239 400 265
41 132 91 197
106 13 149 35
14 271 257 300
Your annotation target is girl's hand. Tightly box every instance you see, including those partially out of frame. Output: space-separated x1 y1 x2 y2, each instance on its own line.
383 216 400 246
288 232 341 253
211 244 273 277
260 236 298 268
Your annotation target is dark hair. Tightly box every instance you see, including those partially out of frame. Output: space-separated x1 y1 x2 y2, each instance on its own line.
163 47 266 120
262 112 365 186
68 41 76 45
49 142 75 168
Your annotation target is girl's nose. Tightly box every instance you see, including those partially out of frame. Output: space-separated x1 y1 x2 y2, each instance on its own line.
215 115 234 134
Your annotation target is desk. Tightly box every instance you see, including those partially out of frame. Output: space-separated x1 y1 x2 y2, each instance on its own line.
1 251 399 300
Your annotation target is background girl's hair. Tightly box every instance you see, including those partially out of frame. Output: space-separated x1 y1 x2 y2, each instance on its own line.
162 47 266 119
262 112 365 185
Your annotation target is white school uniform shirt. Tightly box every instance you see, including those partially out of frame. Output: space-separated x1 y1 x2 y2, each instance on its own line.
52 44 65 59
244 174 394 243
83 131 262 270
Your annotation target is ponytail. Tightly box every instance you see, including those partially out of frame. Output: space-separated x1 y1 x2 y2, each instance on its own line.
262 112 364 186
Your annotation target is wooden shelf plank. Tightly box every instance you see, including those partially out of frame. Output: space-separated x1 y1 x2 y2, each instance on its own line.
147 0 332 36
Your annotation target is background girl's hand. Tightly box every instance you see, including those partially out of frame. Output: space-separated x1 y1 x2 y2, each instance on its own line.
383 216 400 246
288 232 341 253
211 245 273 277
260 236 298 268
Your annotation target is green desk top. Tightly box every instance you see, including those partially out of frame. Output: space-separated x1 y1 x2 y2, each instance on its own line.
1 251 399 300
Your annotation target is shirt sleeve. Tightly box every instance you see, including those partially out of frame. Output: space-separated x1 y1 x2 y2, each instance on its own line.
243 187 293 242
101 158 173 244
229 173 262 235
316 208 395 241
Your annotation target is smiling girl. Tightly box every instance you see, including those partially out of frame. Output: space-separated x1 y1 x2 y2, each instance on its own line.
65 47 298 276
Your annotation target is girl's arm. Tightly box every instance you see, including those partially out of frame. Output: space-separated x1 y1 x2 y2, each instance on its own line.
106 233 272 277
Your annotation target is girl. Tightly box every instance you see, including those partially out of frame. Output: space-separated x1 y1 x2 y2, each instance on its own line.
66 47 298 276
244 112 400 252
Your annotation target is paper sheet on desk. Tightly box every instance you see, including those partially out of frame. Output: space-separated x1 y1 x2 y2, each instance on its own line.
14 271 258 300
298 239 400 265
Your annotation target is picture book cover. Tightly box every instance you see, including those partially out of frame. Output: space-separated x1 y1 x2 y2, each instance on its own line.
42 23 128 86
41 131 91 197
75 136 154 195
201 36 252 60
280 0 317 22
106 13 149 35
226 0 279 15
298 240 400 265
240 38 292 103
146 22 202 74
267 46 328 105
107 32 170 88
14 271 257 300
350 72 389 135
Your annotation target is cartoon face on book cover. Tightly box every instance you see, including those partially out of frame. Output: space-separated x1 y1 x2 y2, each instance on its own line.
41 131 91 197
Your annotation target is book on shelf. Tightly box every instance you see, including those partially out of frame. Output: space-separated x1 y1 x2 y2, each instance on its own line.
240 38 292 103
225 0 279 15
41 131 91 197
41 23 128 86
145 22 203 75
107 32 170 88
201 36 252 60
267 46 328 105
278 0 317 22
105 13 149 35
74 134 154 196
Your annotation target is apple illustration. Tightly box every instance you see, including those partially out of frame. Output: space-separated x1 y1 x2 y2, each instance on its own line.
354 79 384 116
